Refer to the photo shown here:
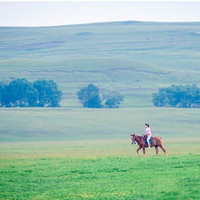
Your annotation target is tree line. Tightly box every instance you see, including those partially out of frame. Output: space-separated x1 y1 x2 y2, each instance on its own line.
153 84 200 108
1 78 199 108
0 78 62 107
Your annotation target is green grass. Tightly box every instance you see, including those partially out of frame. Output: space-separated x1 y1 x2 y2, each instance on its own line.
0 107 200 199
0 107 199 199
0 140 200 200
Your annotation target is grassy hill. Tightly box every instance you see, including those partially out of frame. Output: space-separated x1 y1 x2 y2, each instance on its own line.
0 21 200 107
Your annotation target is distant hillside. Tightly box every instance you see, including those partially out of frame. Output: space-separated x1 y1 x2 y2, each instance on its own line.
0 21 200 107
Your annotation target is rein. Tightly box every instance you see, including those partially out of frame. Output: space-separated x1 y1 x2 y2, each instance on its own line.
132 135 137 144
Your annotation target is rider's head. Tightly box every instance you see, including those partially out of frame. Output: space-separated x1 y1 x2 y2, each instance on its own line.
145 123 149 128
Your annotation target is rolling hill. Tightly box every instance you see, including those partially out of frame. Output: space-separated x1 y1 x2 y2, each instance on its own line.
0 21 200 107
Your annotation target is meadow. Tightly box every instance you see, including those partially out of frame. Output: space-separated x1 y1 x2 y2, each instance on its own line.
0 108 200 199
0 139 200 200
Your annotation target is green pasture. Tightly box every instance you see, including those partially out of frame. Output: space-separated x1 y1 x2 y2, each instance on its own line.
0 107 200 199
0 139 200 200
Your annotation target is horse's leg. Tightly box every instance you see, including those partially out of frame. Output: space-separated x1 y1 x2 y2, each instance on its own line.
142 147 146 156
159 145 168 156
136 146 142 156
155 145 159 156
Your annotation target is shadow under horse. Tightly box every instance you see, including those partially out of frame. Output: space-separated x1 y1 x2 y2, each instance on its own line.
131 134 168 156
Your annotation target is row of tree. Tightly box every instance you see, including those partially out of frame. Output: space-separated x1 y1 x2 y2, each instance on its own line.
78 83 200 109
0 78 62 107
0 80 124 108
153 84 200 108
1 79 199 108
77 84 124 108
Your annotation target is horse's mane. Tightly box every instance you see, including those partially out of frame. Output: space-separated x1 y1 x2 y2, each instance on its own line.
135 134 143 138
135 134 143 142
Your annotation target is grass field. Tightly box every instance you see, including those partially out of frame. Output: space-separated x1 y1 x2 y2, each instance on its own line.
0 139 200 200
0 108 200 199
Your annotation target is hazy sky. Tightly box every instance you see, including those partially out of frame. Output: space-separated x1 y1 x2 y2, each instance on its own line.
0 1 200 27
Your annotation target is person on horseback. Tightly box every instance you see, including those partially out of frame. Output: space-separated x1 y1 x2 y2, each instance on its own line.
145 123 152 148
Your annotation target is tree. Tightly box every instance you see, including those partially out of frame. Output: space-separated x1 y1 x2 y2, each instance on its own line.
5 78 38 107
152 84 200 108
77 84 102 108
33 79 62 107
105 91 124 108
0 78 62 107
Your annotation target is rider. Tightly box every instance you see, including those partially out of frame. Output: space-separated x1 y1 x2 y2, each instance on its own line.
145 123 152 148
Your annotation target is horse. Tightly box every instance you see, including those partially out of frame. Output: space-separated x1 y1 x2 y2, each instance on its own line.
131 134 168 156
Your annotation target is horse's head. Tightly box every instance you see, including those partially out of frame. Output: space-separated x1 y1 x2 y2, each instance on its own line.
130 133 136 144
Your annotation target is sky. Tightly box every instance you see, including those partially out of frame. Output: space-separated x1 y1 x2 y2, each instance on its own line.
0 1 200 27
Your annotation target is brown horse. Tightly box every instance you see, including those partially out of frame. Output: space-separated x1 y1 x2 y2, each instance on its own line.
131 134 167 156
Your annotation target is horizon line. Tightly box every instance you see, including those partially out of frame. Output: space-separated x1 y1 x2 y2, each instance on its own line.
1 20 200 28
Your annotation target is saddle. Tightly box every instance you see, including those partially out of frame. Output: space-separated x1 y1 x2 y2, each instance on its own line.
143 135 154 145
